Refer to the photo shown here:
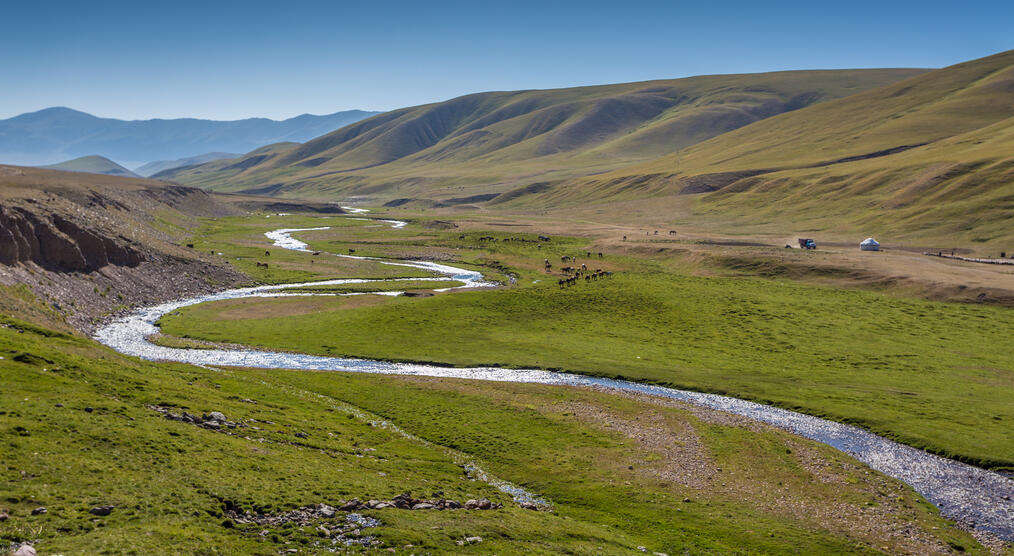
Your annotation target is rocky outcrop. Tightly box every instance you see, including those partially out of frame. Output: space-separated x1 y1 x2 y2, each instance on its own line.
0 206 142 271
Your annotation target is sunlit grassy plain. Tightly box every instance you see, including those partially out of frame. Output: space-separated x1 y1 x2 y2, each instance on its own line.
159 216 1014 470
4 293 988 554
2 210 1010 553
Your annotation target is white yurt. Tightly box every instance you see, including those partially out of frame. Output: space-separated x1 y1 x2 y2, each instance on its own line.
860 237 880 251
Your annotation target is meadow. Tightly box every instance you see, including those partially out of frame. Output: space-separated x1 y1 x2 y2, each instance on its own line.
1 299 986 554
159 218 1014 470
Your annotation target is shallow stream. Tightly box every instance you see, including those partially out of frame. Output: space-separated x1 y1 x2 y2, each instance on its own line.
95 215 1014 541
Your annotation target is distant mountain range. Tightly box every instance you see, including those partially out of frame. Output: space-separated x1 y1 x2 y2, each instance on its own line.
0 107 381 168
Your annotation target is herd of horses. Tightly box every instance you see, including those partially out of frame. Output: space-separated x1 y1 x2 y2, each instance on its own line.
469 234 552 248
546 256 613 287
555 264 613 287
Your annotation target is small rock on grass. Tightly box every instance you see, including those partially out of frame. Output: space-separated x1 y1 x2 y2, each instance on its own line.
464 498 493 510
339 499 362 511
14 544 36 556
206 411 227 422
31 507 46 515
89 505 114 516
317 503 335 518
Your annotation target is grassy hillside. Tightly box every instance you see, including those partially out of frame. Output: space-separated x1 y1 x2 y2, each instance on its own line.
523 49 1014 249
155 142 300 190
39 155 139 178
135 152 239 177
165 69 925 198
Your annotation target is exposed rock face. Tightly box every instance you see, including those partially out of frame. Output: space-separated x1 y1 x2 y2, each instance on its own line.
0 168 249 330
0 205 142 271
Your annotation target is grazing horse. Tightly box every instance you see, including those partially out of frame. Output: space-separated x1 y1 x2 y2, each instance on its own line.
265 250 270 256
622 235 627 241
669 230 677 236
597 252 603 258
348 248 356 254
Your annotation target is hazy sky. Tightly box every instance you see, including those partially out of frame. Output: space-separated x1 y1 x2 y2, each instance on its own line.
3 0 1011 121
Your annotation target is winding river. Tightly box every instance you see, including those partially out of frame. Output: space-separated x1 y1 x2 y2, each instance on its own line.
95 215 1014 542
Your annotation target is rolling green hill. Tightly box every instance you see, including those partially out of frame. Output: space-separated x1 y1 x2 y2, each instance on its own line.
39 155 140 178
526 49 1014 248
135 152 239 177
154 142 299 188
165 50 1014 249
165 69 926 198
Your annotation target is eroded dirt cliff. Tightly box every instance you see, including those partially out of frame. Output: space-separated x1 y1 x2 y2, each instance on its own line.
0 166 246 331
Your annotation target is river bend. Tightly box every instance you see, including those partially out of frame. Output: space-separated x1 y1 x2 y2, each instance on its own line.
95 217 1014 541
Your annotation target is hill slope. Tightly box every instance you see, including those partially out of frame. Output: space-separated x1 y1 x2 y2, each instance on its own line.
135 152 239 177
39 155 140 178
166 69 926 198
525 49 1014 248
0 107 380 167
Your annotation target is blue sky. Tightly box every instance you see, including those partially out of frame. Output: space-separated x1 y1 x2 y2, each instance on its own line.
2 0 1011 120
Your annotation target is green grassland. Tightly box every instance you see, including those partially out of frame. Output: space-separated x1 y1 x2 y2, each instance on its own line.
186 214 437 285
2 299 989 553
276 280 467 294
158 223 1014 470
